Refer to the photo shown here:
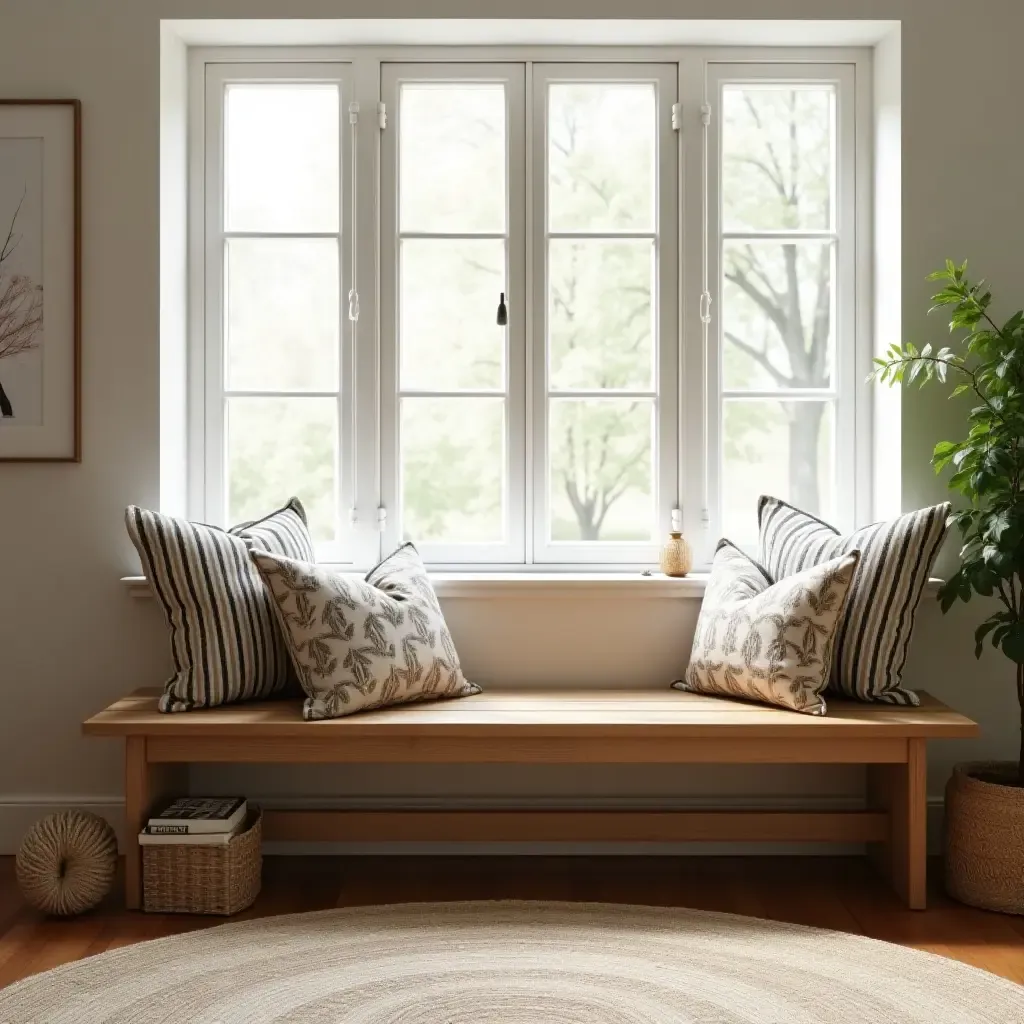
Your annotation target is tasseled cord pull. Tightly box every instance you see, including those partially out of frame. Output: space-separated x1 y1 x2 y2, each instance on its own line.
496 292 508 326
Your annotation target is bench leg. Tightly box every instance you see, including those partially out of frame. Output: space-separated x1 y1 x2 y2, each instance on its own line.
124 738 149 910
867 738 928 910
124 738 184 910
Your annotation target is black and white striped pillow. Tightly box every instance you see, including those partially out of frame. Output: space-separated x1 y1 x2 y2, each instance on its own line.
126 498 314 713
757 496 950 705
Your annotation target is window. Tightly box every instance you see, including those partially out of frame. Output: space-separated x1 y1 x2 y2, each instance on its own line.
532 65 678 565
706 64 859 548
201 64 356 563
380 64 526 564
194 50 868 568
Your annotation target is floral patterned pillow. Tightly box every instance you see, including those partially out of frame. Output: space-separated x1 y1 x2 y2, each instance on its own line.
673 540 860 715
250 543 480 720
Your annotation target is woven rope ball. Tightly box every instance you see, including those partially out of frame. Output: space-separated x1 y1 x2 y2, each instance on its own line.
16 811 117 916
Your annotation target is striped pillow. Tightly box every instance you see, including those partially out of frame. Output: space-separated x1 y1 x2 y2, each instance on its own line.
757 496 950 705
126 499 314 712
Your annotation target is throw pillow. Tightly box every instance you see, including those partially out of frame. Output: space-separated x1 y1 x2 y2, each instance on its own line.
757 496 951 705
250 542 480 720
674 540 860 715
125 498 314 712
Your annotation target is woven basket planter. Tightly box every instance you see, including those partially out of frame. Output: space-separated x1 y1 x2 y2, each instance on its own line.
945 762 1024 914
142 810 262 915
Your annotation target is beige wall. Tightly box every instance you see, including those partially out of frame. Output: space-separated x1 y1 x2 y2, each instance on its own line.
0 0 1021 850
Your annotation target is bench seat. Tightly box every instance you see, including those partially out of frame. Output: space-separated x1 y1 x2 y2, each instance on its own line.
83 687 978 912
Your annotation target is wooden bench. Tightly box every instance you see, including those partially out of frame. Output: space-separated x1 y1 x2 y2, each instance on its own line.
83 687 978 912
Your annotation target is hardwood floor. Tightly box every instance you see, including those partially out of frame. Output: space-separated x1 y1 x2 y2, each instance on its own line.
2 855 1024 989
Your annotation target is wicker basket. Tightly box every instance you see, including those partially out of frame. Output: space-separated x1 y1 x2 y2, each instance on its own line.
946 762 1024 915
142 809 262 915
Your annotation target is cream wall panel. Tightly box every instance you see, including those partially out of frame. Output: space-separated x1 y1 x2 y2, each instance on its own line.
0 1 1021 850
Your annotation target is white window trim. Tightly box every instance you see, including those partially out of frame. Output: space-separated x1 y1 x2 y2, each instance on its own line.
187 45 874 574
529 62 679 565
379 62 528 565
700 61 864 561
195 60 379 566
122 571 941 601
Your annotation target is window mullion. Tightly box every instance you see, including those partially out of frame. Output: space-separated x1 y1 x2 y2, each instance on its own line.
679 51 711 564
351 54 383 568
202 65 228 528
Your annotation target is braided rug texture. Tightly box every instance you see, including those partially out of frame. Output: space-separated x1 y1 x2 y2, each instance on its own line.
1 901 1022 1022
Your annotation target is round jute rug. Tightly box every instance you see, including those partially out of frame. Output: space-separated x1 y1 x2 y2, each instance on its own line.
2 902 1022 1022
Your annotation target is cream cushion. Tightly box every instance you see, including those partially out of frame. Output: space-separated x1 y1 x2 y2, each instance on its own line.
251 543 480 720
674 540 860 715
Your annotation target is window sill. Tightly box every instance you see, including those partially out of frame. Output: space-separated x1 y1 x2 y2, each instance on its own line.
120 572 943 602
121 571 712 600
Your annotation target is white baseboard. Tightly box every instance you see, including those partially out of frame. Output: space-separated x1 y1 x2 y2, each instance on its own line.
0 795 128 855
0 793 947 857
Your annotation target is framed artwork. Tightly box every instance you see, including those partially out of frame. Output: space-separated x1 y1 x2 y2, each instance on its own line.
0 100 80 462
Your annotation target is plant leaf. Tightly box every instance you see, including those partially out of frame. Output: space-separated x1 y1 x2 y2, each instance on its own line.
1000 624 1024 664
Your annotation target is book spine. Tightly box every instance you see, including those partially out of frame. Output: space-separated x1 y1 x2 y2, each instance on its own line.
145 816 244 834
138 833 234 846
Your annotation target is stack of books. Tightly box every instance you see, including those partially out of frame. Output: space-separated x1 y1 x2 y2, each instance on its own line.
138 797 248 846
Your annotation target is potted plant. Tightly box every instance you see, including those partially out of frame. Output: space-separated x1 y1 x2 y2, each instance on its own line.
873 260 1024 913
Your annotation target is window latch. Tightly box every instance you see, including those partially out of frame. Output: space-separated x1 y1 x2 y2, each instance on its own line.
671 103 681 131
699 290 712 325
377 507 387 532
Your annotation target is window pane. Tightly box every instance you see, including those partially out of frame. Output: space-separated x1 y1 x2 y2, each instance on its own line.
401 398 505 543
225 84 339 233
400 239 505 391
722 399 834 545
549 399 654 542
722 84 834 232
227 397 338 543
722 240 833 390
549 83 655 232
549 240 654 391
226 238 339 393
400 83 506 233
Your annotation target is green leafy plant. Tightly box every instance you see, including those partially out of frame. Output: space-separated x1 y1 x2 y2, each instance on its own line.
873 261 1024 784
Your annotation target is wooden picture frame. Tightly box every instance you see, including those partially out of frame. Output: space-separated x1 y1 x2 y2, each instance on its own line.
0 99 81 462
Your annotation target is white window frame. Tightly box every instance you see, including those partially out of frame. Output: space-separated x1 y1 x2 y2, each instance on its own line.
700 62 861 558
530 63 679 565
198 61 373 565
189 46 872 573
379 62 528 565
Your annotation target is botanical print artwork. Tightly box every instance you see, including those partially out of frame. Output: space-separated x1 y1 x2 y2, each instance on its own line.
0 138 44 425
674 540 860 715
251 543 480 720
